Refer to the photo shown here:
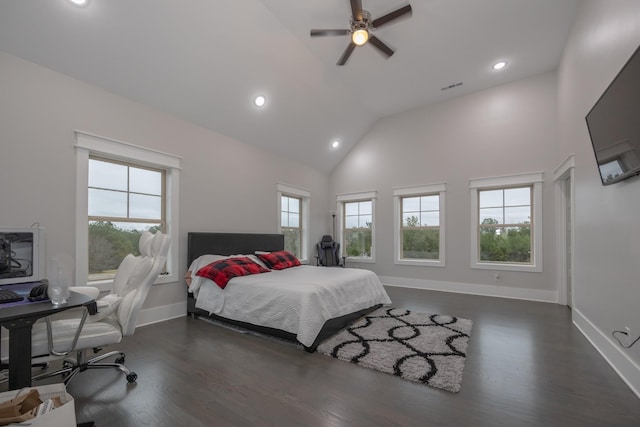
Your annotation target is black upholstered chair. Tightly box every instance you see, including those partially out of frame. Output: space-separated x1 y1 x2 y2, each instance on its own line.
315 235 345 267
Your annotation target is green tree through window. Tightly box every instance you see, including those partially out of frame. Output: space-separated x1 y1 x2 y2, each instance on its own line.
281 195 301 258
344 200 373 257
478 187 532 263
400 195 440 260
88 221 162 276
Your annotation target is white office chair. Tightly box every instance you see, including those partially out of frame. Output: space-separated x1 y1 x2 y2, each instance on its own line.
31 231 170 385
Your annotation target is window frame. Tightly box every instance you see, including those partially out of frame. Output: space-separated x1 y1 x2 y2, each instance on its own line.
337 191 376 263
277 183 310 264
393 184 446 267
76 131 181 291
469 172 543 272
88 156 167 281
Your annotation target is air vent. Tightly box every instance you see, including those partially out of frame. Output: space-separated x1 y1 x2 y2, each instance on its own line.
441 82 463 91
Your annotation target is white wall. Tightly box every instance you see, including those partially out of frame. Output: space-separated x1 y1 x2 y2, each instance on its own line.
556 0 640 395
0 51 330 319
330 72 559 302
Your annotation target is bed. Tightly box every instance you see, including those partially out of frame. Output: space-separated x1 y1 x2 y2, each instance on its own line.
186 232 391 351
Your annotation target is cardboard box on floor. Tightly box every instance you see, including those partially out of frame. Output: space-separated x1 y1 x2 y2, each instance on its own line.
0 383 75 427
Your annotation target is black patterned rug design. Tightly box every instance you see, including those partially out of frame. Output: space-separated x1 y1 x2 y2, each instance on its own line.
317 307 473 393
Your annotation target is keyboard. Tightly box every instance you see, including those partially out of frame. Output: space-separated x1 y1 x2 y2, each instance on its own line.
0 289 23 304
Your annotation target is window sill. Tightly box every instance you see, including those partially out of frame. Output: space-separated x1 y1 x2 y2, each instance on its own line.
471 261 541 273
346 257 375 264
395 259 445 267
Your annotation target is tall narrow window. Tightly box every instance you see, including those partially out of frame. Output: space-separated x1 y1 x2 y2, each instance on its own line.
277 183 310 263
280 195 301 258
470 173 542 272
88 157 165 281
394 184 446 266
337 191 376 262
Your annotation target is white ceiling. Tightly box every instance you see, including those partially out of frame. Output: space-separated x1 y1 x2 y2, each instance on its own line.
0 0 580 173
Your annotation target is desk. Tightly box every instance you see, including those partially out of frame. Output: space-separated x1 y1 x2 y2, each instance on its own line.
0 286 97 390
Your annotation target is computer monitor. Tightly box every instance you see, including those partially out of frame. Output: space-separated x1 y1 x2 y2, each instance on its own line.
0 227 44 285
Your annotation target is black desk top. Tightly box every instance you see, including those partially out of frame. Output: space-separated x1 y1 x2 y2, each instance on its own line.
0 282 97 323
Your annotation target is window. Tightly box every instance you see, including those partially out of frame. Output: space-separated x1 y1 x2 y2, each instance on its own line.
478 187 531 262
470 173 543 272
281 195 301 257
393 184 446 266
277 183 309 263
337 191 376 262
88 157 165 281
76 132 180 290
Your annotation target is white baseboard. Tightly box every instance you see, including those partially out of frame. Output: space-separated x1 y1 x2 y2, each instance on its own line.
136 301 186 327
572 308 640 399
380 275 558 303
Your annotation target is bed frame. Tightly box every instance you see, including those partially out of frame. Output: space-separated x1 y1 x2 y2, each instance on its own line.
186 232 381 352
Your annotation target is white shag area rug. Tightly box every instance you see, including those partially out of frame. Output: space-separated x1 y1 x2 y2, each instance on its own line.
317 307 473 393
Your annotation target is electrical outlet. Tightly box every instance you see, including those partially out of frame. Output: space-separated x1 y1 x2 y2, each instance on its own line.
494 272 502 282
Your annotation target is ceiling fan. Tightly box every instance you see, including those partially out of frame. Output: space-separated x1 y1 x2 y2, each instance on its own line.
310 0 413 66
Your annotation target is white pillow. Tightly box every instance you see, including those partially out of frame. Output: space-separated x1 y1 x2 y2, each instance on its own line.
247 254 270 269
187 254 228 273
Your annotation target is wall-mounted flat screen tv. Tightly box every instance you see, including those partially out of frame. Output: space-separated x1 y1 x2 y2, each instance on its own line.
586 44 640 186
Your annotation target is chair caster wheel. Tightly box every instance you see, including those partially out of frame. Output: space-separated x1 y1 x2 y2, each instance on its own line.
126 372 137 383
115 356 125 365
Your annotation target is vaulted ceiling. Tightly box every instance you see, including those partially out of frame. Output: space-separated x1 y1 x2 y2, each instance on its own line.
0 0 580 173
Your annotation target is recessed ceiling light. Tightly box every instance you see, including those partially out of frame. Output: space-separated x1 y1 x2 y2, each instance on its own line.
68 0 89 6
254 95 266 107
331 140 340 149
492 61 508 70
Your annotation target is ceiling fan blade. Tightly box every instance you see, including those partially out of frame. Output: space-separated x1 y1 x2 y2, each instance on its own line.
372 4 413 28
368 36 394 58
350 0 363 21
337 42 356 66
310 29 351 37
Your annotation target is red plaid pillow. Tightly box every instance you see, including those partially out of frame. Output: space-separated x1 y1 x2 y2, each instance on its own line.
196 257 270 289
257 250 301 270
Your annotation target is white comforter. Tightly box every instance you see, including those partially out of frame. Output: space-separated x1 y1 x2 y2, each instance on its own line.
189 265 391 347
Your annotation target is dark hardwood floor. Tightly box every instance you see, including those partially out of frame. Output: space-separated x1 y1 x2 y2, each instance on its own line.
18 287 640 426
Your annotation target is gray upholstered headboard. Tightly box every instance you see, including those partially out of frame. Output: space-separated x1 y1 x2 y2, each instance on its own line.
187 232 285 265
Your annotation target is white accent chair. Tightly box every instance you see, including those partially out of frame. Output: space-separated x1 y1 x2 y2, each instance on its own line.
31 231 170 385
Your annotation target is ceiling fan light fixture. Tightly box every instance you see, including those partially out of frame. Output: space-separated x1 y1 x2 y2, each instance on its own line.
68 0 89 6
310 3 412 65
352 29 369 46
